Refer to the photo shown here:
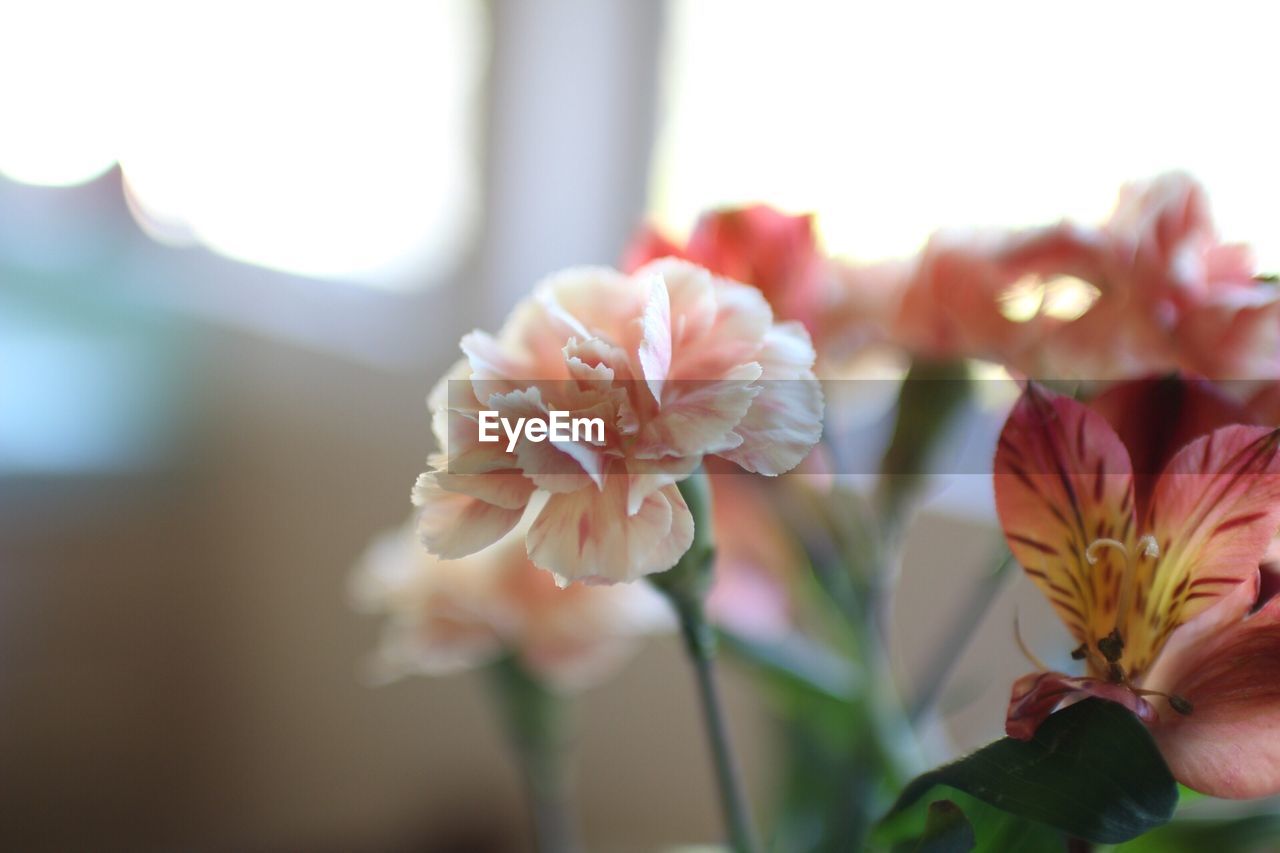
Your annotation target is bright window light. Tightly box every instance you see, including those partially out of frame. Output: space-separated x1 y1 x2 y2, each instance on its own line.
653 0 1280 271
0 1 485 287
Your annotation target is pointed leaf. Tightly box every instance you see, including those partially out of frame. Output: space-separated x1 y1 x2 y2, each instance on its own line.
885 699 1178 844
877 789 1064 852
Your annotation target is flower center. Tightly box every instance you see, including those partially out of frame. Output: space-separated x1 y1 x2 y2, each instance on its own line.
1085 534 1160 660
1072 535 1194 716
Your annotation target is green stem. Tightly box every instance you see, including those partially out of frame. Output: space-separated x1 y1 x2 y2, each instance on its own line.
651 471 760 853
489 658 582 853
674 598 761 853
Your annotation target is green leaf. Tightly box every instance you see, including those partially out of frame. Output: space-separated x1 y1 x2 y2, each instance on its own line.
1111 814 1280 852
876 358 972 525
718 627 860 704
884 699 1178 844
876 789 1064 852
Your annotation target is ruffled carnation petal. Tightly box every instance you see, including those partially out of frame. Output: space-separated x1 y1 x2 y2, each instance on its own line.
412 472 526 559
527 478 694 585
720 322 824 475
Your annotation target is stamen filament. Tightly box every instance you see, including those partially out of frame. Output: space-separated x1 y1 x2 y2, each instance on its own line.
1084 535 1160 654
1133 687 1193 715
1013 614 1049 671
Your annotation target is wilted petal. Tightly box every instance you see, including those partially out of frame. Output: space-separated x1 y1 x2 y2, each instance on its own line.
412 473 527 559
1006 670 1156 741
994 385 1137 646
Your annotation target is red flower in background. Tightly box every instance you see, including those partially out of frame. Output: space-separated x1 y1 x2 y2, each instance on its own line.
623 204 826 339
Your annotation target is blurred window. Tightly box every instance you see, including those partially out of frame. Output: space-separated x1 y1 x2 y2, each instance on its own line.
652 0 1280 269
0 1 485 288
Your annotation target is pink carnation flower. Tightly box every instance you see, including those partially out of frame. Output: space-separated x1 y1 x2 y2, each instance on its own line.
351 517 673 691
413 259 824 585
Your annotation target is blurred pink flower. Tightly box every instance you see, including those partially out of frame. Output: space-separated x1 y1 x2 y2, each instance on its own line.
825 172 1279 380
351 517 673 691
622 205 826 339
703 469 803 639
415 259 824 585
893 224 1111 370
1102 172 1280 379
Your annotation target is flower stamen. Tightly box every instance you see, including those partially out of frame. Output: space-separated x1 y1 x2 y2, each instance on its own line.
1133 687 1194 716
1013 614 1049 671
1084 534 1160 661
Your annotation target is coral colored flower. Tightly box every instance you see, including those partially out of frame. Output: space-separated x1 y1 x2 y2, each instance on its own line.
351 516 672 691
414 259 824 585
824 172 1279 380
622 205 826 339
889 224 1112 370
1007 174 1279 379
995 383 1280 797
1102 172 1280 380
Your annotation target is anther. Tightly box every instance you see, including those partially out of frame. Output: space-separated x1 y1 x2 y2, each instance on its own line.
1097 628 1124 663
1133 687 1194 715
1070 643 1088 661
1085 537 1128 565
1086 534 1161 658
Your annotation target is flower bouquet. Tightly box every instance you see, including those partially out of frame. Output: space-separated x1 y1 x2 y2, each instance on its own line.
354 173 1280 851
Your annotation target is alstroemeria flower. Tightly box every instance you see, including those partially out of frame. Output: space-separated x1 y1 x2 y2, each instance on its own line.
995 383 1280 797
351 517 673 691
622 205 826 339
414 259 824 585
